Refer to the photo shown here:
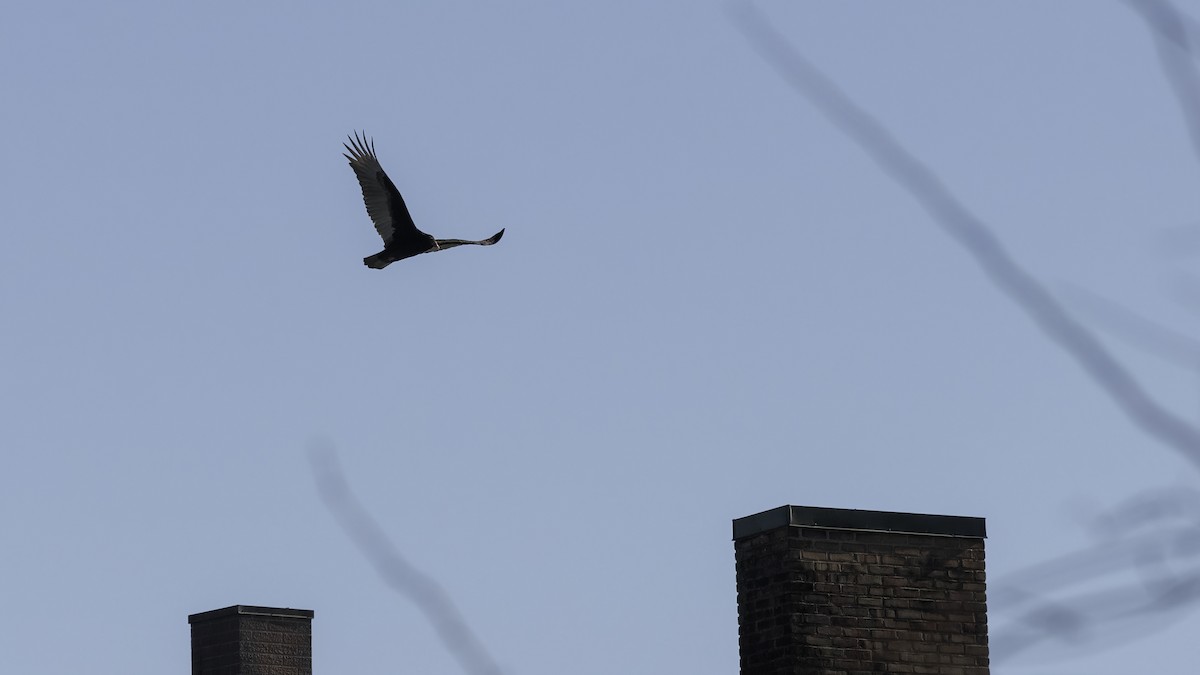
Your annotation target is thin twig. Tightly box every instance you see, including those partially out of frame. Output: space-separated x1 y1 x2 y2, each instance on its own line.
728 1 1200 469
308 443 506 675
1125 0 1200 163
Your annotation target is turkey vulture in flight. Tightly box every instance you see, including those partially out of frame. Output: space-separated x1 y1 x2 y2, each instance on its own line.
343 132 505 269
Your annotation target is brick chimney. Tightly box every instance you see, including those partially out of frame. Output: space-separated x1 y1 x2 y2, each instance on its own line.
188 605 314 675
733 505 988 674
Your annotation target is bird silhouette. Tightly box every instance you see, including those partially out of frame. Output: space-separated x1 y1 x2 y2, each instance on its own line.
344 132 504 269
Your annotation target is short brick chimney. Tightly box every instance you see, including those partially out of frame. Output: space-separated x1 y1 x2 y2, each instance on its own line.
188 605 314 675
733 505 988 674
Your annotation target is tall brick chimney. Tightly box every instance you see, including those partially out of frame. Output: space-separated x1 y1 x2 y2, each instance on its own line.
188 605 314 675
733 505 988 674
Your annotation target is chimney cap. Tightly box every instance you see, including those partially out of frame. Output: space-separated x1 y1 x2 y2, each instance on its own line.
733 504 986 540
188 605 315 624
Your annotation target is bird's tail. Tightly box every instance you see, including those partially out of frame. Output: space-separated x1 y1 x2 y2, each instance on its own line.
363 251 393 269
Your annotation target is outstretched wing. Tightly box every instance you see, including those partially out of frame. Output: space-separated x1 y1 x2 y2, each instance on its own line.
432 228 506 251
343 132 426 244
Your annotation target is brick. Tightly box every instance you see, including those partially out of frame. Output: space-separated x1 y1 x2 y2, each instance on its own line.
734 506 988 674
188 606 314 675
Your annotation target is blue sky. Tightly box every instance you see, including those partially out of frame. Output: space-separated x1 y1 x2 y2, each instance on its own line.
4 2 1200 673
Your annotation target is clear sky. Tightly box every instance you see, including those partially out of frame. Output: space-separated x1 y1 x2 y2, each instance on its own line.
4 2 1200 673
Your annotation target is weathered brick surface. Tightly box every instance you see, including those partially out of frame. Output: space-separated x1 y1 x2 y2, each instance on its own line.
189 606 313 675
735 525 988 675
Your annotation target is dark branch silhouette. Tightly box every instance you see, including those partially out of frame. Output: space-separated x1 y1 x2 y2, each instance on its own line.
1058 282 1200 370
728 1 1200 469
989 487 1200 661
1124 0 1200 164
308 443 506 675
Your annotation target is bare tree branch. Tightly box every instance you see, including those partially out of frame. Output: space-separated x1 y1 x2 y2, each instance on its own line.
989 487 1200 661
1125 0 1200 163
1058 282 1200 369
308 442 506 675
728 1 1200 469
